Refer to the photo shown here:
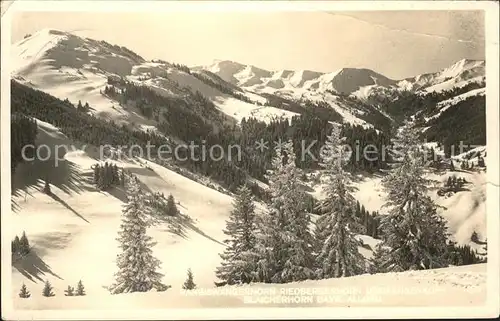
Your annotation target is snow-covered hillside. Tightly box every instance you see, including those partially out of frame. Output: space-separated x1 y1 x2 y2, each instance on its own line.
200 58 485 99
11 29 297 126
11 119 389 309
201 60 396 96
351 170 487 250
198 57 485 128
13 29 485 134
8 27 492 313
399 59 485 93
304 165 486 251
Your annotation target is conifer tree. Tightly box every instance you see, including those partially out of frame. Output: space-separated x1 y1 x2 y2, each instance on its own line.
12 236 21 255
355 201 361 219
120 169 126 187
97 164 105 189
19 231 30 255
478 156 485 167
369 243 390 273
42 280 55 297
215 185 258 285
254 141 315 283
75 280 85 296
182 268 197 290
11 240 17 255
429 147 436 165
109 178 169 294
113 164 120 185
103 163 111 190
64 285 75 296
43 178 51 195
379 123 449 271
19 283 31 298
93 164 100 185
314 126 366 278
165 194 179 216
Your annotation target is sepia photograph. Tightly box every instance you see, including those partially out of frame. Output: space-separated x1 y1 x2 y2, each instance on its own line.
1 1 499 319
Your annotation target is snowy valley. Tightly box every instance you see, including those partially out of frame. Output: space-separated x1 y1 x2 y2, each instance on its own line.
8 28 490 312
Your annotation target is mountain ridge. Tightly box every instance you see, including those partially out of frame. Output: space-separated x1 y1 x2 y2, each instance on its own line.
11 28 486 132
198 57 484 95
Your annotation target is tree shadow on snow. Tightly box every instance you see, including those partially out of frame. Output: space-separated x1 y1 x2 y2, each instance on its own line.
11 158 95 213
106 186 129 203
185 220 226 247
48 193 90 223
159 212 225 247
12 249 63 283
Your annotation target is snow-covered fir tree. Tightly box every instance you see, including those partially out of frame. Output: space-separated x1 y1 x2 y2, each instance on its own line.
166 194 179 216
374 122 449 272
369 243 390 274
19 283 31 298
19 231 30 255
76 280 86 296
254 140 315 283
314 126 366 278
12 235 21 255
109 177 170 294
182 268 197 290
42 280 55 297
64 285 75 296
215 185 258 285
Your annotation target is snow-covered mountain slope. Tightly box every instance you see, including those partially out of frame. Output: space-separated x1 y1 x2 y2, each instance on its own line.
305 166 486 250
423 87 486 123
10 119 234 303
398 59 485 93
20 29 488 131
11 29 297 126
11 120 386 309
200 60 397 96
198 58 485 129
355 170 486 250
200 58 485 98
14 28 482 132
11 29 154 127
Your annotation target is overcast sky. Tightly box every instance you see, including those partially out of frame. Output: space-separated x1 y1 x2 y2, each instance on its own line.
10 10 485 79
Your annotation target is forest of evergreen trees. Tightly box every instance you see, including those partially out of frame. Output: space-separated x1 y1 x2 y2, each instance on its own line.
11 231 31 259
11 81 253 196
11 76 487 295
336 95 393 132
369 80 485 124
97 39 145 63
191 72 256 104
11 113 38 174
213 125 481 287
424 95 486 157
11 78 397 210
92 162 124 191
354 201 381 239
261 93 344 123
341 124 391 171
